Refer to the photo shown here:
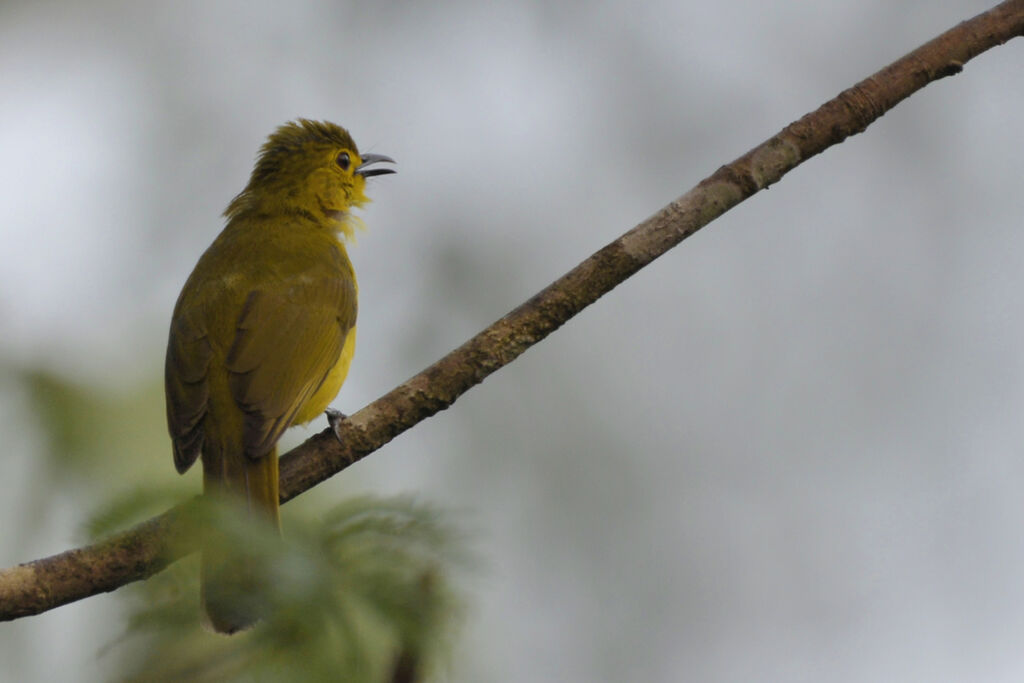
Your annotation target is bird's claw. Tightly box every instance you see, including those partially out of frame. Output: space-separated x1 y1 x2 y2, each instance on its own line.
325 408 348 442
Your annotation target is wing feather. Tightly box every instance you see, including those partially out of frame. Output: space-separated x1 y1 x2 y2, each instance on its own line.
227 275 356 460
165 308 213 473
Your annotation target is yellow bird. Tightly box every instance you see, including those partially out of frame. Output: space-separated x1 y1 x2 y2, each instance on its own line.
164 120 394 633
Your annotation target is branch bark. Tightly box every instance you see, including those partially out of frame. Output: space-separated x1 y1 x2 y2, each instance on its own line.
3 0 1023 622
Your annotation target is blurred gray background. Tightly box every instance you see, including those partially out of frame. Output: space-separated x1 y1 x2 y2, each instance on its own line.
1 0 1023 681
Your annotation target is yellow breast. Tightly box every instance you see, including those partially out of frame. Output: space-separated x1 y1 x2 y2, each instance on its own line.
295 325 357 424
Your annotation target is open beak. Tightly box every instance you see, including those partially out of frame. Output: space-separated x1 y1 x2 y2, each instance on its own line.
356 153 396 178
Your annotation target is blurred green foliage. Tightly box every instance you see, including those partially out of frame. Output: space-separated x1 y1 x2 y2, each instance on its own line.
21 368 174 485
11 366 469 682
93 493 468 682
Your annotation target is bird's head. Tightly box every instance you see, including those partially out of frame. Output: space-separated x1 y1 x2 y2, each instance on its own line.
225 119 395 236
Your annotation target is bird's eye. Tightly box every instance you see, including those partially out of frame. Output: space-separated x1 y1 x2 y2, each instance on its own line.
336 152 351 170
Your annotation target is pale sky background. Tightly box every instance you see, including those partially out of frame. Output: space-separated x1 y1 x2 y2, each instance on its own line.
1 1 1023 681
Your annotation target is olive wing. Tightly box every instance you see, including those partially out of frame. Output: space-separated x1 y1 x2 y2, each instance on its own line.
226 274 357 460
165 305 214 474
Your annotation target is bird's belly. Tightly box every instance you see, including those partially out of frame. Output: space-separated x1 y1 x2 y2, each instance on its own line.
295 325 356 424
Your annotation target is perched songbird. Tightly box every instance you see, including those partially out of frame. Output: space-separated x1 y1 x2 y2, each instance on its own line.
164 120 394 633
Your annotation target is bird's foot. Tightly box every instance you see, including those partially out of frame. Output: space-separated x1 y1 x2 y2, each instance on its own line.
325 408 348 442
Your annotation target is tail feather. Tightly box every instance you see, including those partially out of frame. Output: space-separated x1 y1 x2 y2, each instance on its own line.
200 445 280 634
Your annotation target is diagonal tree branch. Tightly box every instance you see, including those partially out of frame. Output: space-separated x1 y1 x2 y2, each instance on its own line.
2 0 1022 622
